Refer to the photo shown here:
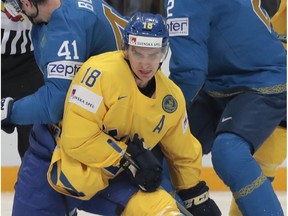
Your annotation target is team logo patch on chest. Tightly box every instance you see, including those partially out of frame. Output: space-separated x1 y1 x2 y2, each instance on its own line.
162 95 177 113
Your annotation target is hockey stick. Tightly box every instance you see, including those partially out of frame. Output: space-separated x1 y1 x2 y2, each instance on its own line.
107 139 193 216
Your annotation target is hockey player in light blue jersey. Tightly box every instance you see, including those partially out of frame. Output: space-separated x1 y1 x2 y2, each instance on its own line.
1 0 132 215
167 0 286 106
166 0 286 215
2 0 127 125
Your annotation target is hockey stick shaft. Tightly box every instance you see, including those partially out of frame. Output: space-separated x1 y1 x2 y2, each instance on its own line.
107 139 193 216
107 139 140 169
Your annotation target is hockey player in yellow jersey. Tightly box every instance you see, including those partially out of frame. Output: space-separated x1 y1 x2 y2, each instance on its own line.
47 12 222 215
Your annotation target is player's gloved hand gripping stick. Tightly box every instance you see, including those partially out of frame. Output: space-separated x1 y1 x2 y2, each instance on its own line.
109 134 162 192
107 136 194 216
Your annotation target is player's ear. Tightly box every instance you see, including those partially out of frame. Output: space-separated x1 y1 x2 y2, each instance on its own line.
123 47 129 60
21 0 32 8
20 0 26 6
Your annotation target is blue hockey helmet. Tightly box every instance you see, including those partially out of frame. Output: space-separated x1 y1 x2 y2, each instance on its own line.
123 12 169 49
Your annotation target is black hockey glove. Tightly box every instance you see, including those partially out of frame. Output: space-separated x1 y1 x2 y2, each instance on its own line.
120 134 163 192
1 97 16 134
178 181 222 216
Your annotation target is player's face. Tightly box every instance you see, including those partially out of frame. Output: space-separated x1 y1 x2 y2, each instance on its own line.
128 46 162 88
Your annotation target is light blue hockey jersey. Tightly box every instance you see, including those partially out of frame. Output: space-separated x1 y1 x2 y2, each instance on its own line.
167 0 286 103
10 0 128 124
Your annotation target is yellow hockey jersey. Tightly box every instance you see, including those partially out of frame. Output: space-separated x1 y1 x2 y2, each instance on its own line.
47 50 202 200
